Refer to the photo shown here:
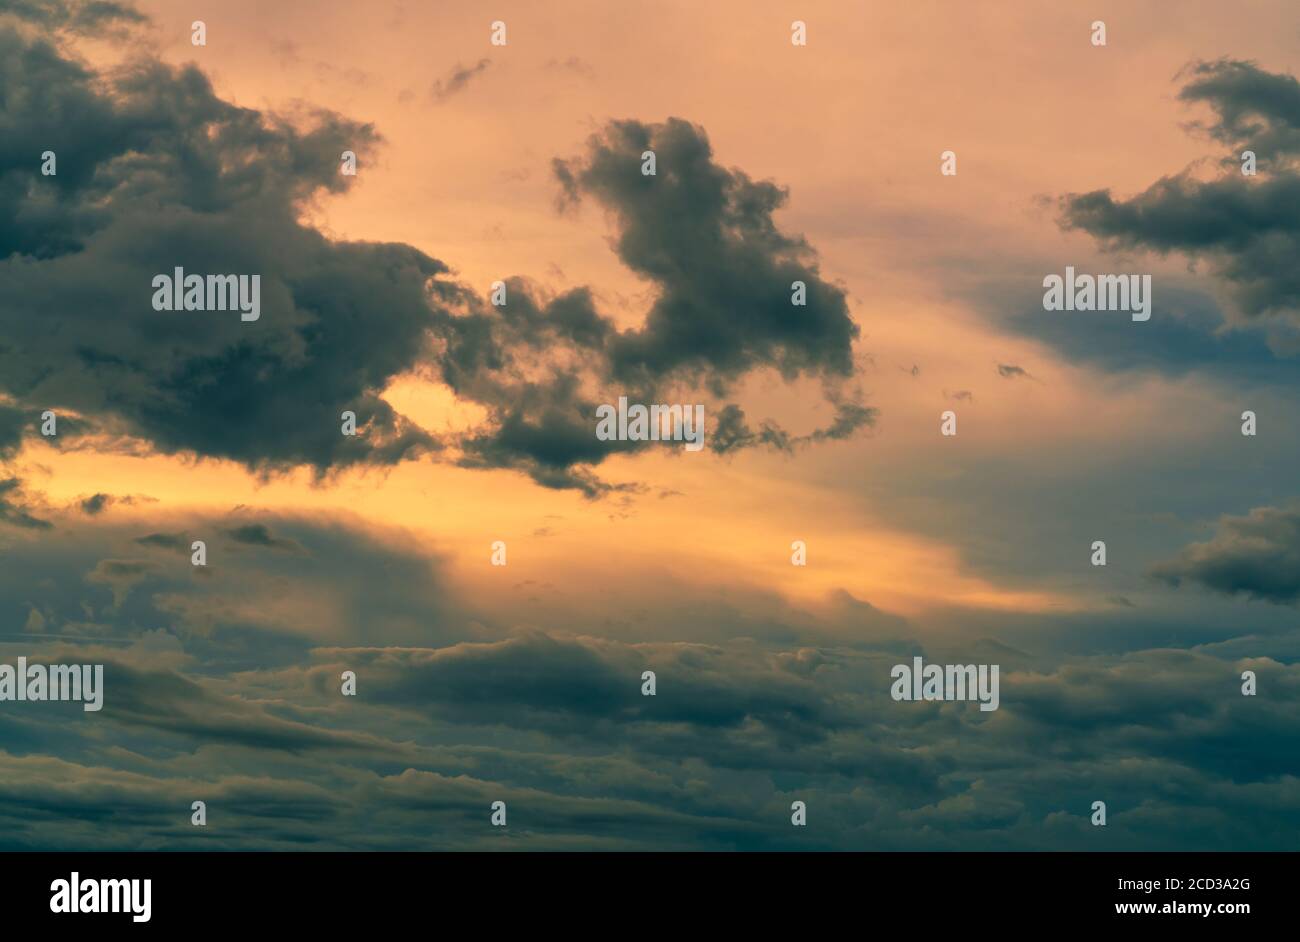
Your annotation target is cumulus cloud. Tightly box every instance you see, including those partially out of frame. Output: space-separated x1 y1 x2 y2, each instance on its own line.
0 14 871 497
554 118 860 386
1059 59 1300 325
435 118 875 491
1150 504 1300 604
0 18 443 474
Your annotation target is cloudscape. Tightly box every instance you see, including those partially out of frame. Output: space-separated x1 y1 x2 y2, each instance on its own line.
0 0 1297 851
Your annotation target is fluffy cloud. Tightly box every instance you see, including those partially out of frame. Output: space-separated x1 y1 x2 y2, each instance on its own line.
0 10 871 497
1151 504 1300 604
443 118 875 492
1059 59 1300 325
0 17 443 473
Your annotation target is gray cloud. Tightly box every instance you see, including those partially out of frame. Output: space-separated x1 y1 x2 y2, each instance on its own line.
1178 58 1300 161
435 118 875 490
431 59 491 101
1 17 871 497
223 523 302 552
0 19 442 474
0 476 50 529
134 531 186 550
2 618 1295 850
0 0 145 33
0 403 24 458
79 493 110 515
1150 504 1300 604
554 118 860 387
300 633 854 744
0 496 1296 850
1059 59 1300 324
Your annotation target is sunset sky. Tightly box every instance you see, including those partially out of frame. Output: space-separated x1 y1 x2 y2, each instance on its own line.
1 0 1297 850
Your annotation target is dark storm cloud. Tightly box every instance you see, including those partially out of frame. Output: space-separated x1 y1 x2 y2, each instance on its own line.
1008 651 1300 783
1150 504 1300 604
0 18 443 474
0 402 24 457
10 625 1295 850
433 118 874 490
554 118 860 387
1178 58 1300 159
0 506 486 676
305 632 852 739
0 0 144 32
445 351 640 498
1000 276 1300 384
98 659 376 753
2 501 1297 850
485 280 613 352
1 12 870 495
0 756 348 851
1058 60 1300 323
